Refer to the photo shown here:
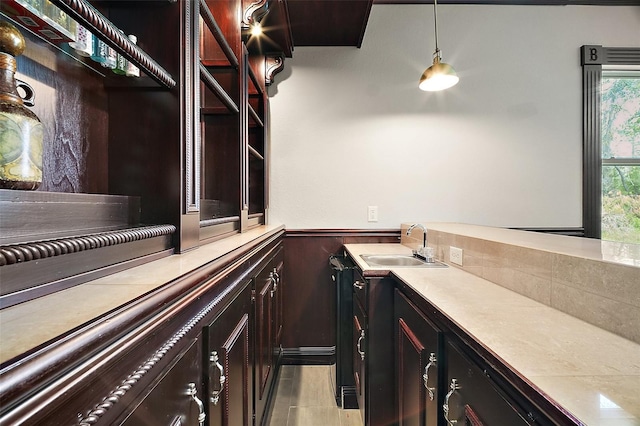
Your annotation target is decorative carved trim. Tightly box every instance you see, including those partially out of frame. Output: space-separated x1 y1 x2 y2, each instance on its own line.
242 0 269 28
185 0 200 213
49 0 176 88
77 276 243 426
200 216 241 227
265 56 284 86
0 225 176 267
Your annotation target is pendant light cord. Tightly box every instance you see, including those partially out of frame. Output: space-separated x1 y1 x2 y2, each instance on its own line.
433 0 440 58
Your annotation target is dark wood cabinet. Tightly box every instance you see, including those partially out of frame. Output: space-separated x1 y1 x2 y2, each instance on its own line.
253 243 284 426
204 280 253 426
254 261 274 425
353 295 367 422
0 229 285 426
389 279 556 426
0 0 291 307
339 253 559 426
121 337 205 426
349 268 396 426
394 289 442 426
444 339 531 426
272 250 285 363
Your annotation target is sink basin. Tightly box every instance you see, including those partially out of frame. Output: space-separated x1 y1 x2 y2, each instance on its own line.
360 254 448 268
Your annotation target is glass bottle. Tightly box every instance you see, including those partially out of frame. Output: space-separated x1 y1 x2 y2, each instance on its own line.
125 35 139 77
0 21 44 190
113 31 127 75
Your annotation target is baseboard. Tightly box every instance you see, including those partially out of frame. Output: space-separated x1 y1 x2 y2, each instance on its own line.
341 385 359 410
281 346 336 365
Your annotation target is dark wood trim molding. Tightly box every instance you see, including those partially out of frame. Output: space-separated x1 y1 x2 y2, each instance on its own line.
582 63 602 240
285 229 401 238
581 45 640 239
0 225 176 267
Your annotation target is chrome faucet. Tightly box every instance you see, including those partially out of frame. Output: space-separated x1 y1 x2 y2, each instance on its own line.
406 223 429 260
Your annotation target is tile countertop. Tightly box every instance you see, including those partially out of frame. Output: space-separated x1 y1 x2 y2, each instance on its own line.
344 243 640 426
0 224 284 365
417 222 640 267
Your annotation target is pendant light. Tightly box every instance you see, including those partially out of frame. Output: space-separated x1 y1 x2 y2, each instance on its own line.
419 0 459 92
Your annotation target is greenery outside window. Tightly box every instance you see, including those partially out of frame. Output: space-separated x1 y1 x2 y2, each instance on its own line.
601 71 640 243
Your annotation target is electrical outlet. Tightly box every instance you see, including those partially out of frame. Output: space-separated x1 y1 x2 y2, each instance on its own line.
367 206 378 222
450 246 463 266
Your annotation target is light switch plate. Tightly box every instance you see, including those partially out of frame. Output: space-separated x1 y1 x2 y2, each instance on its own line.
450 246 463 266
367 206 378 222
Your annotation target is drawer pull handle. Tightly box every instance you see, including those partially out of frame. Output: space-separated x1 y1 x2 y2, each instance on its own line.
353 280 365 290
187 383 206 426
209 351 226 405
270 273 277 297
356 329 365 360
423 352 437 401
443 378 461 425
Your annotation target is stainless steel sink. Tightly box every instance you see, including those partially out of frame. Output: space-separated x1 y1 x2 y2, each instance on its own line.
360 254 448 268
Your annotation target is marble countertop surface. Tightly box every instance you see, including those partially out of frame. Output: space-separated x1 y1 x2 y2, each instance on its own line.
344 242 640 426
414 222 640 267
0 224 284 365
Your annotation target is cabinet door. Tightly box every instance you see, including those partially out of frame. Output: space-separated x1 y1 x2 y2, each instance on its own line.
254 266 274 425
394 289 441 426
205 282 252 426
121 338 204 426
445 340 531 426
273 252 284 350
353 298 366 422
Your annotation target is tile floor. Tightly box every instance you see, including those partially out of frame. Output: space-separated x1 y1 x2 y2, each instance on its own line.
267 365 363 426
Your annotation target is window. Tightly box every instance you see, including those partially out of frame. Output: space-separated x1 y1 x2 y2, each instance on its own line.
581 45 640 242
600 72 640 243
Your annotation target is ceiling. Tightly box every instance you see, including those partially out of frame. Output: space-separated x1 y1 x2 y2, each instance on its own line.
285 0 639 49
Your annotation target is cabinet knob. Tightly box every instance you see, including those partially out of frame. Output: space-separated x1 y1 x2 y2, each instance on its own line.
353 280 365 290
209 351 226 405
422 352 437 401
187 382 206 426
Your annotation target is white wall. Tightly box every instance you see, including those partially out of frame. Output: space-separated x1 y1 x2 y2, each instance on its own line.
268 5 640 230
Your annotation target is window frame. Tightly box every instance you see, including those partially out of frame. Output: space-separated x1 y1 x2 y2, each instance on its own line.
581 45 640 238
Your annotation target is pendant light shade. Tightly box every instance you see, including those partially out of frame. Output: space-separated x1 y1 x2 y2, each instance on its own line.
419 0 458 92
419 55 459 91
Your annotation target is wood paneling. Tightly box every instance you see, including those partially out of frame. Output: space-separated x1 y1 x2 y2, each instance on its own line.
282 229 399 351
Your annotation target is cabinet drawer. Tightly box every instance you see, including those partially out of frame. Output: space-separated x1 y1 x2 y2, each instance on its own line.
121 338 204 426
394 289 441 426
445 339 530 426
